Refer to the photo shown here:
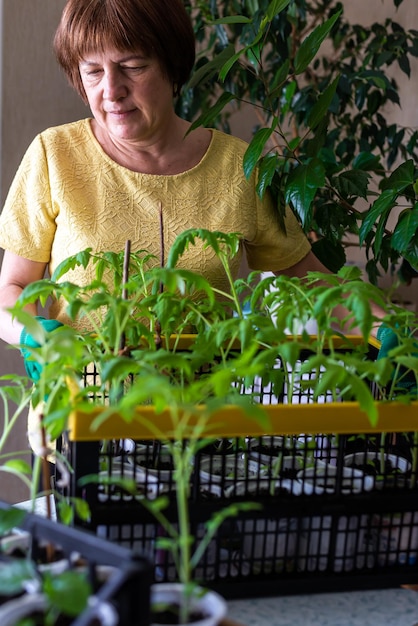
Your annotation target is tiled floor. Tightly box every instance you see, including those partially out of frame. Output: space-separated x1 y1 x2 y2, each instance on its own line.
225 588 418 626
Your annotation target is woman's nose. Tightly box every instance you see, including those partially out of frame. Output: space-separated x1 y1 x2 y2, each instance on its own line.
103 69 127 101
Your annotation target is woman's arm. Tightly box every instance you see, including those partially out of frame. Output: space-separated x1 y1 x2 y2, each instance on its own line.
275 250 385 336
0 251 47 345
275 249 328 278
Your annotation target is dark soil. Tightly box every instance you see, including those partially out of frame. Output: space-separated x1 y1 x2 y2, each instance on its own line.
349 458 404 476
139 458 175 471
251 444 295 456
200 440 236 455
151 605 208 624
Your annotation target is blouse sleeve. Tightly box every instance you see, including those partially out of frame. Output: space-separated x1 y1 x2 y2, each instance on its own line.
0 134 57 263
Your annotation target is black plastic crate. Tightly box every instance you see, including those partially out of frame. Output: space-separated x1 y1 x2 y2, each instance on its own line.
0 501 152 626
60 344 418 599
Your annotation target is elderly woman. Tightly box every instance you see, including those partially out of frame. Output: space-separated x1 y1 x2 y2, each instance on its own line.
0 0 320 347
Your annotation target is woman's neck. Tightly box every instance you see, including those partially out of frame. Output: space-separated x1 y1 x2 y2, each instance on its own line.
91 117 212 175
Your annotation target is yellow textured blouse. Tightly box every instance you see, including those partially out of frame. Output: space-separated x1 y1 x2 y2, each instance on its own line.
0 119 310 324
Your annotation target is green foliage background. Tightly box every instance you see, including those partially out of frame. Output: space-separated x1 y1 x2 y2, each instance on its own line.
177 0 418 284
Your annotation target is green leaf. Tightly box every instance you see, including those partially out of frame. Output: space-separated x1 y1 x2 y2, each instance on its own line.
312 286 342 319
307 76 340 130
334 170 370 200
73 499 90 524
243 119 278 179
380 159 415 192
359 190 397 245
270 59 291 96
44 570 91 616
4 459 32 475
217 0 293 81
210 16 252 25
188 92 236 132
358 70 390 90
57 500 74 526
17 280 58 308
278 341 302 368
391 206 418 253
311 239 346 273
187 44 236 89
264 0 292 21
166 229 241 269
219 42 262 82
256 154 278 198
0 559 37 595
353 152 382 172
280 80 297 116
285 159 326 227
51 248 92 281
0 508 26 537
294 11 342 75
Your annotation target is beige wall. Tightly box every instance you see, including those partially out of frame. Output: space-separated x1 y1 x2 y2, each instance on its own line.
0 0 86 503
1 0 87 204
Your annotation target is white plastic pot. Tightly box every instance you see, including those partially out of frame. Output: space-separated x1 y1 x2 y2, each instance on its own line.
199 455 268 497
343 451 411 489
0 593 118 626
97 467 158 502
247 436 305 475
151 583 227 626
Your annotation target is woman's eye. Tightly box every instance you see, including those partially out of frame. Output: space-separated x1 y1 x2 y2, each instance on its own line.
122 65 145 72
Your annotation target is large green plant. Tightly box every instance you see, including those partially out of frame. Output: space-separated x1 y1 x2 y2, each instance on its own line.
179 0 418 284
6 229 418 620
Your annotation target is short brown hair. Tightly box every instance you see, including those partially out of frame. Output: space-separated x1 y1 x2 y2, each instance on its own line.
54 0 196 102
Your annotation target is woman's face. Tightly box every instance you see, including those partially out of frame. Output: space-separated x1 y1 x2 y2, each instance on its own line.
79 47 174 146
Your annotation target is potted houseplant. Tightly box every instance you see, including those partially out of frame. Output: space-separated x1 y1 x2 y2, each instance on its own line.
7 228 418 617
180 0 418 287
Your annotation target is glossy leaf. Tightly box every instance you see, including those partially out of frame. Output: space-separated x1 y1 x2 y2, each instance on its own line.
311 239 346 273
380 159 415 192
359 190 397 245
219 29 267 82
285 159 326 227
210 16 252 25
243 119 278 179
391 206 418 253
256 153 279 198
294 11 342 75
352 152 382 171
270 59 291 97
187 44 236 88
307 76 340 130
334 169 370 200
264 0 292 21
188 92 236 132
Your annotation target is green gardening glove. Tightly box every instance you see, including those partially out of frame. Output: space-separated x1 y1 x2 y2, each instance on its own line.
377 324 417 393
20 316 64 382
